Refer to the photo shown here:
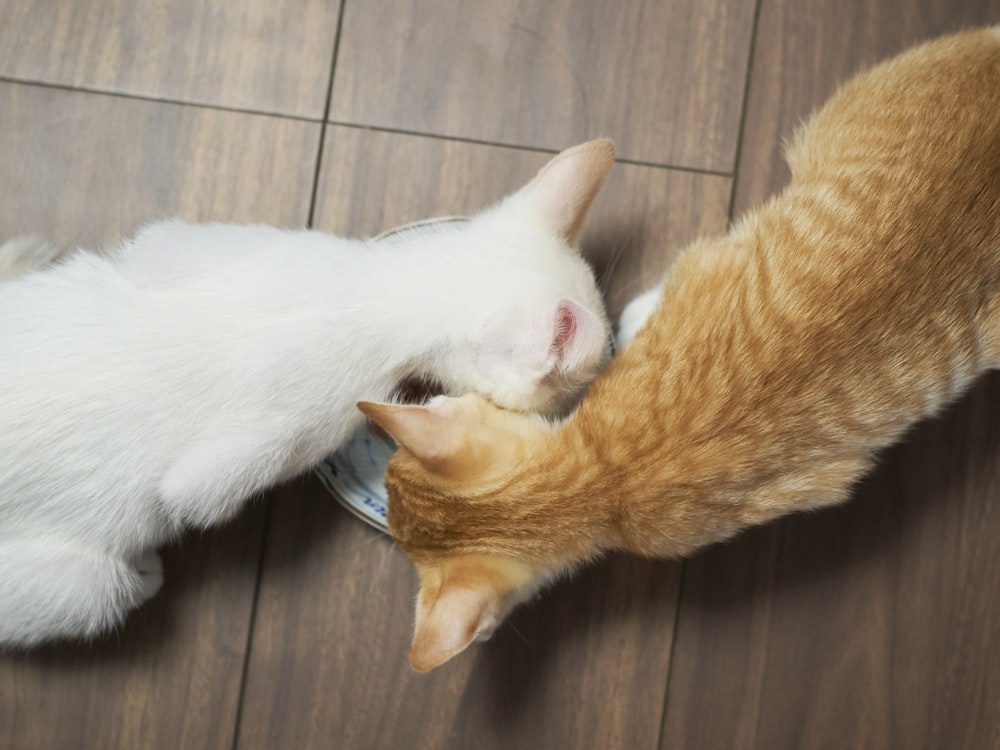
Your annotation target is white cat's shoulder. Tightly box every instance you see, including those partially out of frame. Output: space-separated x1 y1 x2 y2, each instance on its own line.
113 220 341 287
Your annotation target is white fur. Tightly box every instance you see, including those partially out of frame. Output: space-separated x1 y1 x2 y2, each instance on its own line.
0 236 61 280
616 286 663 349
0 173 612 646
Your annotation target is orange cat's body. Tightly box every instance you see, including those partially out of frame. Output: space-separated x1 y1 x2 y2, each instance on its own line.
362 27 1000 671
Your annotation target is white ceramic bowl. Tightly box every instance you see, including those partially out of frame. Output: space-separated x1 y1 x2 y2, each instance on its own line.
315 423 395 531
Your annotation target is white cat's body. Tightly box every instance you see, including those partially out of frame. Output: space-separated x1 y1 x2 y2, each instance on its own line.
0 139 616 646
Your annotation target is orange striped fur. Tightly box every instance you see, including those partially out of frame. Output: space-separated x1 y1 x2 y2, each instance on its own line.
361 27 1000 671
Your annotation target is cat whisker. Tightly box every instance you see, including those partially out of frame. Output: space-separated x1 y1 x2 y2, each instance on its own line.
351 527 391 550
507 620 531 646
367 541 395 594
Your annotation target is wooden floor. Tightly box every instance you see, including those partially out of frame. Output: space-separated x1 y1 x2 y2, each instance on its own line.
2 1 999 748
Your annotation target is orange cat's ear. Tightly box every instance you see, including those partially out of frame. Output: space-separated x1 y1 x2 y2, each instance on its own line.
357 399 465 471
408 556 542 671
410 582 494 672
513 138 615 246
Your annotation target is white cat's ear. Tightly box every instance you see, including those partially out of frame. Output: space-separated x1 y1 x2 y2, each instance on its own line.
494 297 607 378
477 298 608 407
357 399 466 471
509 138 615 246
542 298 609 375
410 582 495 672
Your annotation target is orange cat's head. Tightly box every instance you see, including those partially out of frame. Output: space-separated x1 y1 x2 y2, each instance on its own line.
358 395 596 671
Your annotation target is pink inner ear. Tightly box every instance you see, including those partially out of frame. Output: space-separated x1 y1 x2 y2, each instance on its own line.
551 303 578 357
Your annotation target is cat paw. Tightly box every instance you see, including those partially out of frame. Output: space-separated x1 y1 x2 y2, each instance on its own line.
616 287 662 349
135 550 164 602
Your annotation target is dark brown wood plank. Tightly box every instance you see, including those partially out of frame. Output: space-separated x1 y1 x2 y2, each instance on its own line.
0 83 321 248
0 513 269 750
329 0 756 170
733 1 999 212
316 126 734 317
0 82 320 750
666 382 1000 749
662 4 1000 749
0 0 341 117
235 128 733 750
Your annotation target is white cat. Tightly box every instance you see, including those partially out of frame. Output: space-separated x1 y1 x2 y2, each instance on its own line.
0 139 615 647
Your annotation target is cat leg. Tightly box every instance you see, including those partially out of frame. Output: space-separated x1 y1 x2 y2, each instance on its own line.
0 237 61 280
159 426 289 529
616 287 663 349
0 542 151 648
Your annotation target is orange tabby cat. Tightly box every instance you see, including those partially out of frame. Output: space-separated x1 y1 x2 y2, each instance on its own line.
360 27 1000 671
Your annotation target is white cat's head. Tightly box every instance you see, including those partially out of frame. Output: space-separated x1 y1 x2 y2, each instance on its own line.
417 139 616 416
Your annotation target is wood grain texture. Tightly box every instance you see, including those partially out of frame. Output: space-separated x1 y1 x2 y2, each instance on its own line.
665 381 1000 749
6 1 996 747
329 0 756 170
0 82 319 750
317 126 733 316
0 510 268 750
662 3 1000 748
238 483 679 750
733 0 1000 211
0 0 341 117
234 129 733 750
0 83 321 248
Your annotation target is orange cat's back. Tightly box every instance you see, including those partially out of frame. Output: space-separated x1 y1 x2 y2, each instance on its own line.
780 25 1000 283
618 26 1000 470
